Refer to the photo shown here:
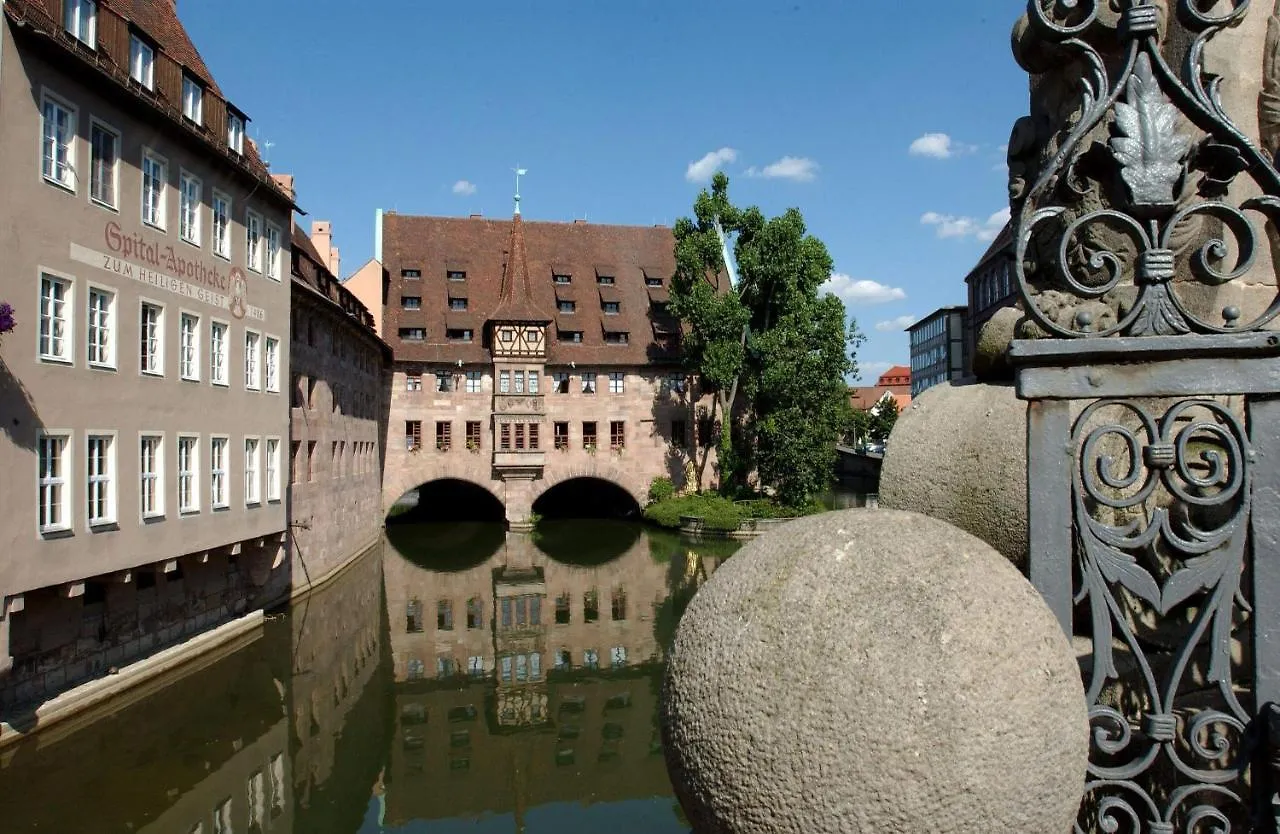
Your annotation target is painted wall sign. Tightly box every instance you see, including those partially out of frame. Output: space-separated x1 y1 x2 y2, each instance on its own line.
71 236 265 322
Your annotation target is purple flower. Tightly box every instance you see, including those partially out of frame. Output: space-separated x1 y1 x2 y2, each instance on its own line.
0 302 13 335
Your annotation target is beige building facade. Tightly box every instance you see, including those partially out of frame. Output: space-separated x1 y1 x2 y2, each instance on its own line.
0 0 294 708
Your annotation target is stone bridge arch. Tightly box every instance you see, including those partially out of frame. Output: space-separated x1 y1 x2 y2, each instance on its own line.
530 461 648 514
381 454 502 519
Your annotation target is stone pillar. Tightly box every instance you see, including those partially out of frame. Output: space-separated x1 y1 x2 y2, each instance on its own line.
0 595 18 677
502 474 537 532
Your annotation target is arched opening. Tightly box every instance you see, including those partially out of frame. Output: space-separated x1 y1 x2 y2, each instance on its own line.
532 477 641 521
384 480 507 572
387 479 505 524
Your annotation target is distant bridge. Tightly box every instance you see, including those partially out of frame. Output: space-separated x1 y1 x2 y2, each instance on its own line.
834 444 883 494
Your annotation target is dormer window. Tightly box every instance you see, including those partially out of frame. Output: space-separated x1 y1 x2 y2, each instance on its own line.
65 0 96 47
558 300 575 314
447 270 466 281
182 76 203 125
604 331 629 345
596 275 615 286
553 274 571 285
402 268 421 279
227 112 245 154
129 35 155 90
645 276 663 287
558 329 583 344
449 298 468 311
602 301 620 315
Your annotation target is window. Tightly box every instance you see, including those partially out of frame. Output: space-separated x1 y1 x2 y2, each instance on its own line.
664 372 686 394
550 372 568 393
266 224 282 280
401 296 421 310
558 329 583 343
178 436 198 513
584 590 599 623
582 421 597 450
405 599 424 633
584 649 599 670
263 440 279 498
610 421 625 450
597 274 615 285
459 422 479 452
41 95 75 189
175 172 202 244
645 275 663 287
89 121 118 207
554 422 568 450
140 435 162 517
514 371 525 394
140 302 163 375
602 301 620 315
141 150 166 228
181 75 203 124
86 286 114 368
401 268 421 279
553 273 571 284
210 321 228 385
500 423 511 451
244 438 260 504
672 419 688 448
557 300 575 314
528 372 539 394
39 274 72 362
437 600 454 630
405 420 422 451
446 270 466 281
468 656 484 677
210 437 228 508
611 647 628 668
604 331 629 345
129 35 154 88
435 421 452 452
405 372 422 391
246 211 263 272
213 192 231 258
608 372 624 394
265 337 279 392
611 589 627 621
449 297 467 311
435 371 451 393
87 434 116 525
446 328 473 342
244 331 261 390
399 327 425 341
499 370 510 393
581 373 596 395
65 0 96 45
227 112 244 154
38 433 70 532
465 371 482 393
179 313 199 380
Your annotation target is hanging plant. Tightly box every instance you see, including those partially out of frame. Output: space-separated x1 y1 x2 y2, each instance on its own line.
0 302 15 344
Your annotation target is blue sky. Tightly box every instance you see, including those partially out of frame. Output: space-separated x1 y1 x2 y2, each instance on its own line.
183 1 1028 382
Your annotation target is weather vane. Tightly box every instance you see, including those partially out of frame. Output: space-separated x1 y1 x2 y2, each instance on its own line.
262 138 275 164
513 166 527 215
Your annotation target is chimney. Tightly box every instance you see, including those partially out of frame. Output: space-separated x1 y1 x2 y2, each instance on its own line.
311 221 340 277
270 173 294 200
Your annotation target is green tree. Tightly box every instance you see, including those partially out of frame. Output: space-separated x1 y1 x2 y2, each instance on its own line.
870 397 900 442
670 173 860 505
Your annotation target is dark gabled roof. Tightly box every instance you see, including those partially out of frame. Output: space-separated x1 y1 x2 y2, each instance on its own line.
490 213 553 324
291 222 385 344
106 0 222 95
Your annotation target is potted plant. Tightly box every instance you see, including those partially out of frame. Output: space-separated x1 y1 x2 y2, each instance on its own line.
0 303 14 344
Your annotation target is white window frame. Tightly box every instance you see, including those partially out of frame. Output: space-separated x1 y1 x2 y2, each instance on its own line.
210 435 229 509
64 0 96 46
265 223 282 281
129 35 154 90
37 431 72 535
179 170 202 245
244 437 261 506
265 437 281 502
244 329 261 391
38 270 74 364
227 112 245 154
139 299 165 377
212 191 232 259
179 310 201 381
141 148 167 230
210 319 229 386
40 90 76 191
465 370 482 393
245 210 263 273
85 282 116 370
88 117 119 209
609 371 625 394
85 431 116 528
264 335 279 393
181 75 203 124
528 371 539 395
177 434 199 514
139 432 164 519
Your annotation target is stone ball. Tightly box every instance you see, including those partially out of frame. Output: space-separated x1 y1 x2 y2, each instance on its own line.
881 382 1029 571
661 509 1087 834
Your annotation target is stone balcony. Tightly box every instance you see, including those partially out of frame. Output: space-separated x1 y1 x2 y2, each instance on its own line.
493 394 545 415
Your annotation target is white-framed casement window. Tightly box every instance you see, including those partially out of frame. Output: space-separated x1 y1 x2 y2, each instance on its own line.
210 320 229 385
264 336 279 392
245 210 263 272
86 284 115 369
209 436 228 509
179 312 200 381
41 92 76 190
140 301 164 376
181 75 203 124
141 149 166 229
88 118 118 209
86 432 116 527
244 330 261 390
129 34 154 89
37 431 71 533
64 0 96 46
265 223 282 280
179 171 202 244
466 370 482 393
227 112 245 155
609 371 625 394
244 437 261 505
265 438 280 502
177 435 199 514
212 191 232 259
38 272 73 363
139 433 163 518
528 372 539 394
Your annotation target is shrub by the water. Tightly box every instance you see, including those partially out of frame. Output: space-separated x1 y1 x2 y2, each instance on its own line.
644 494 743 531
648 476 676 503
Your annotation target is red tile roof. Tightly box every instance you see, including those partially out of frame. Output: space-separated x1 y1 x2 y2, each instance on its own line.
491 213 553 323
382 214 690 367
877 365 911 387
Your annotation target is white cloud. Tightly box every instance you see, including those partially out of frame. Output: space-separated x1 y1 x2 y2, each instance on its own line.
875 315 917 332
822 273 907 306
908 132 976 159
921 206 1010 242
686 147 738 183
745 156 819 182
452 179 477 196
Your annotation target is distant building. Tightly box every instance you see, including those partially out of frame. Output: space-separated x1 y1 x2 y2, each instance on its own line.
908 307 968 396
848 365 911 413
963 224 1016 373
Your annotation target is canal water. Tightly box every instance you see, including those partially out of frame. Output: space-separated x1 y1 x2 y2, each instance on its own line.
0 518 742 833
